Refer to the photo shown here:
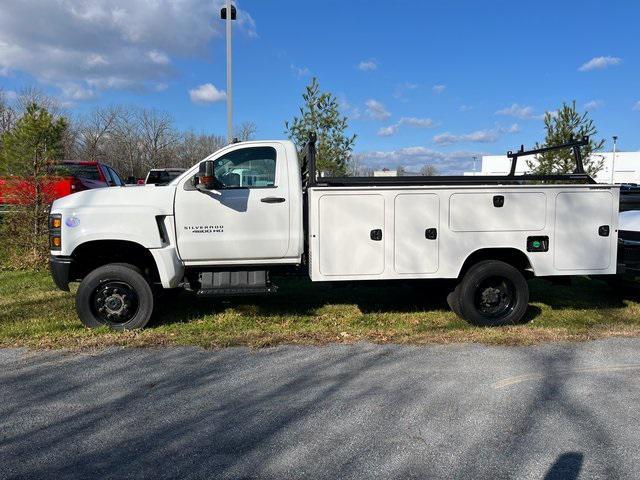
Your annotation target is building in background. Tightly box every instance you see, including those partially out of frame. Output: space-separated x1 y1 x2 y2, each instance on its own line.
464 151 640 184
374 168 398 177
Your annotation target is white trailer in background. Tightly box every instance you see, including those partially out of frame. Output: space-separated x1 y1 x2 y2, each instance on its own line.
49 134 619 330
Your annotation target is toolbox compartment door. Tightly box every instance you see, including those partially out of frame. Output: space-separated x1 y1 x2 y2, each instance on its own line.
318 194 385 276
554 191 613 270
449 192 546 232
394 193 439 274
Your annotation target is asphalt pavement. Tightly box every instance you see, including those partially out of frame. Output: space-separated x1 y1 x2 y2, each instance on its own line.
1 339 640 479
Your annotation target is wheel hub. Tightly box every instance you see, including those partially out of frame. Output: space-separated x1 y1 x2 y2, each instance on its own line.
481 287 502 306
91 281 139 325
105 293 126 315
474 276 516 319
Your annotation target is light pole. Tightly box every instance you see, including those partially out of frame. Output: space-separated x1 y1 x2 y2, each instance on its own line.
612 135 618 184
220 1 236 143
472 155 477 174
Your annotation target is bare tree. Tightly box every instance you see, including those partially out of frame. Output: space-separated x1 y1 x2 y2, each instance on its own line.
16 86 63 117
0 90 17 137
174 131 225 169
419 164 438 176
75 106 121 162
138 108 179 170
236 121 257 142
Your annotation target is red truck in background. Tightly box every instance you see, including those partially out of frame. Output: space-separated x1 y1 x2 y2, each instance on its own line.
0 161 124 205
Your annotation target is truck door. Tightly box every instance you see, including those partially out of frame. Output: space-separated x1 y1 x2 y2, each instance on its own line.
174 144 290 263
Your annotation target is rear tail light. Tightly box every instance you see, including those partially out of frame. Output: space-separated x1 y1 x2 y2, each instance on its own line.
49 214 62 251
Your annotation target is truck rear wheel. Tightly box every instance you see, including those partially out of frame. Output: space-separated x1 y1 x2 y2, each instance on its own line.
457 260 529 326
76 263 154 330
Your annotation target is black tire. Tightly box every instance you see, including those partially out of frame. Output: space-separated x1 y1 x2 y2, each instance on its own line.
446 284 463 318
76 263 154 330
457 260 529 327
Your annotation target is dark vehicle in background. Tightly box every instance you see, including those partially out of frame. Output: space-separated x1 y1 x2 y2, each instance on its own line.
0 161 124 205
144 168 186 186
619 184 640 212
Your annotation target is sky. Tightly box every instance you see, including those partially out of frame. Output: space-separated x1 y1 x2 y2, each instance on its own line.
0 0 638 174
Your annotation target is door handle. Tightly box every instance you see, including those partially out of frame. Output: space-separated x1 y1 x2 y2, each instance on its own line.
261 197 286 204
425 228 438 240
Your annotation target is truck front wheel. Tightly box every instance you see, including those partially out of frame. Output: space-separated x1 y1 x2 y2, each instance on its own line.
456 260 529 327
76 263 154 330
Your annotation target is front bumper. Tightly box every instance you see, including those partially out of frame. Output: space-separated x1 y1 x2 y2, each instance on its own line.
49 256 72 291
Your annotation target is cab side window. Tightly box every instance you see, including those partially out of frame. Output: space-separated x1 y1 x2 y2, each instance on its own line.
209 147 277 189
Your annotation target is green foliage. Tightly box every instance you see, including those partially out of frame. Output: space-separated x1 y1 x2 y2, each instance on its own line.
285 77 356 176
527 100 605 176
0 103 67 268
1 103 67 175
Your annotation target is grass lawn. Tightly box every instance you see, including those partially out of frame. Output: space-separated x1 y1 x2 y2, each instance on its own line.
1 269 640 349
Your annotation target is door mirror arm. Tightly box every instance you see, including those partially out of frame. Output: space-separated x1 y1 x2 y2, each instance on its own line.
195 182 221 196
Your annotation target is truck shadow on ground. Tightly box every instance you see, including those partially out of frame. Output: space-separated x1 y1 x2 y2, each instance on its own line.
151 276 630 327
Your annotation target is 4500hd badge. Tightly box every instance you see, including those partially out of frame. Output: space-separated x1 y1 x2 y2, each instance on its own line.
184 225 224 234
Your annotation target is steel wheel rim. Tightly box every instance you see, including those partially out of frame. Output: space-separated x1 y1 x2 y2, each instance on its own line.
91 280 140 326
473 276 516 319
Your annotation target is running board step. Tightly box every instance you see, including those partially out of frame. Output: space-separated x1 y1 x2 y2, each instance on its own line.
196 285 278 297
195 270 277 297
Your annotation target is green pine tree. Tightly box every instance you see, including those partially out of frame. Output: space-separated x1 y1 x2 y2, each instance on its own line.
527 100 605 176
285 77 357 176
1 103 67 266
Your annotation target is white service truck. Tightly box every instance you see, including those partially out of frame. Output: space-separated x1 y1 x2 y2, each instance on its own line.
48 134 619 329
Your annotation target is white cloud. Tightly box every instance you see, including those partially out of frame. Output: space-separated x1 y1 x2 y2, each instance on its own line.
353 146 484 175
495 103 543 120
357 60 377 71
433 124 519 145
633 101 640 112
393 82 418 101
377 117 437 136
584 100 604 110
189 83 226 104
291 64 310 78
236 9 258 39
432 84 446 94
2 89 18 101
401 117 436 128
148 50 170 66
60 83 97 101
0 0 257 98
339 96 361 120
365 99 391 120
377 125 398 137
579 56 622 72
458 105 473 112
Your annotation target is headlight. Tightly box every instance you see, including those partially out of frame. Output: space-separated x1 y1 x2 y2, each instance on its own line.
49 214 62 251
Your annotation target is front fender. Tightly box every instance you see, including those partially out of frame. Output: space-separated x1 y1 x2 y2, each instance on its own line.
51 206 166 256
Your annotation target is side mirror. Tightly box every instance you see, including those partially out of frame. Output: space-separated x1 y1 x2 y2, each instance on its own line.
194 160 214 189
194 160 222 194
